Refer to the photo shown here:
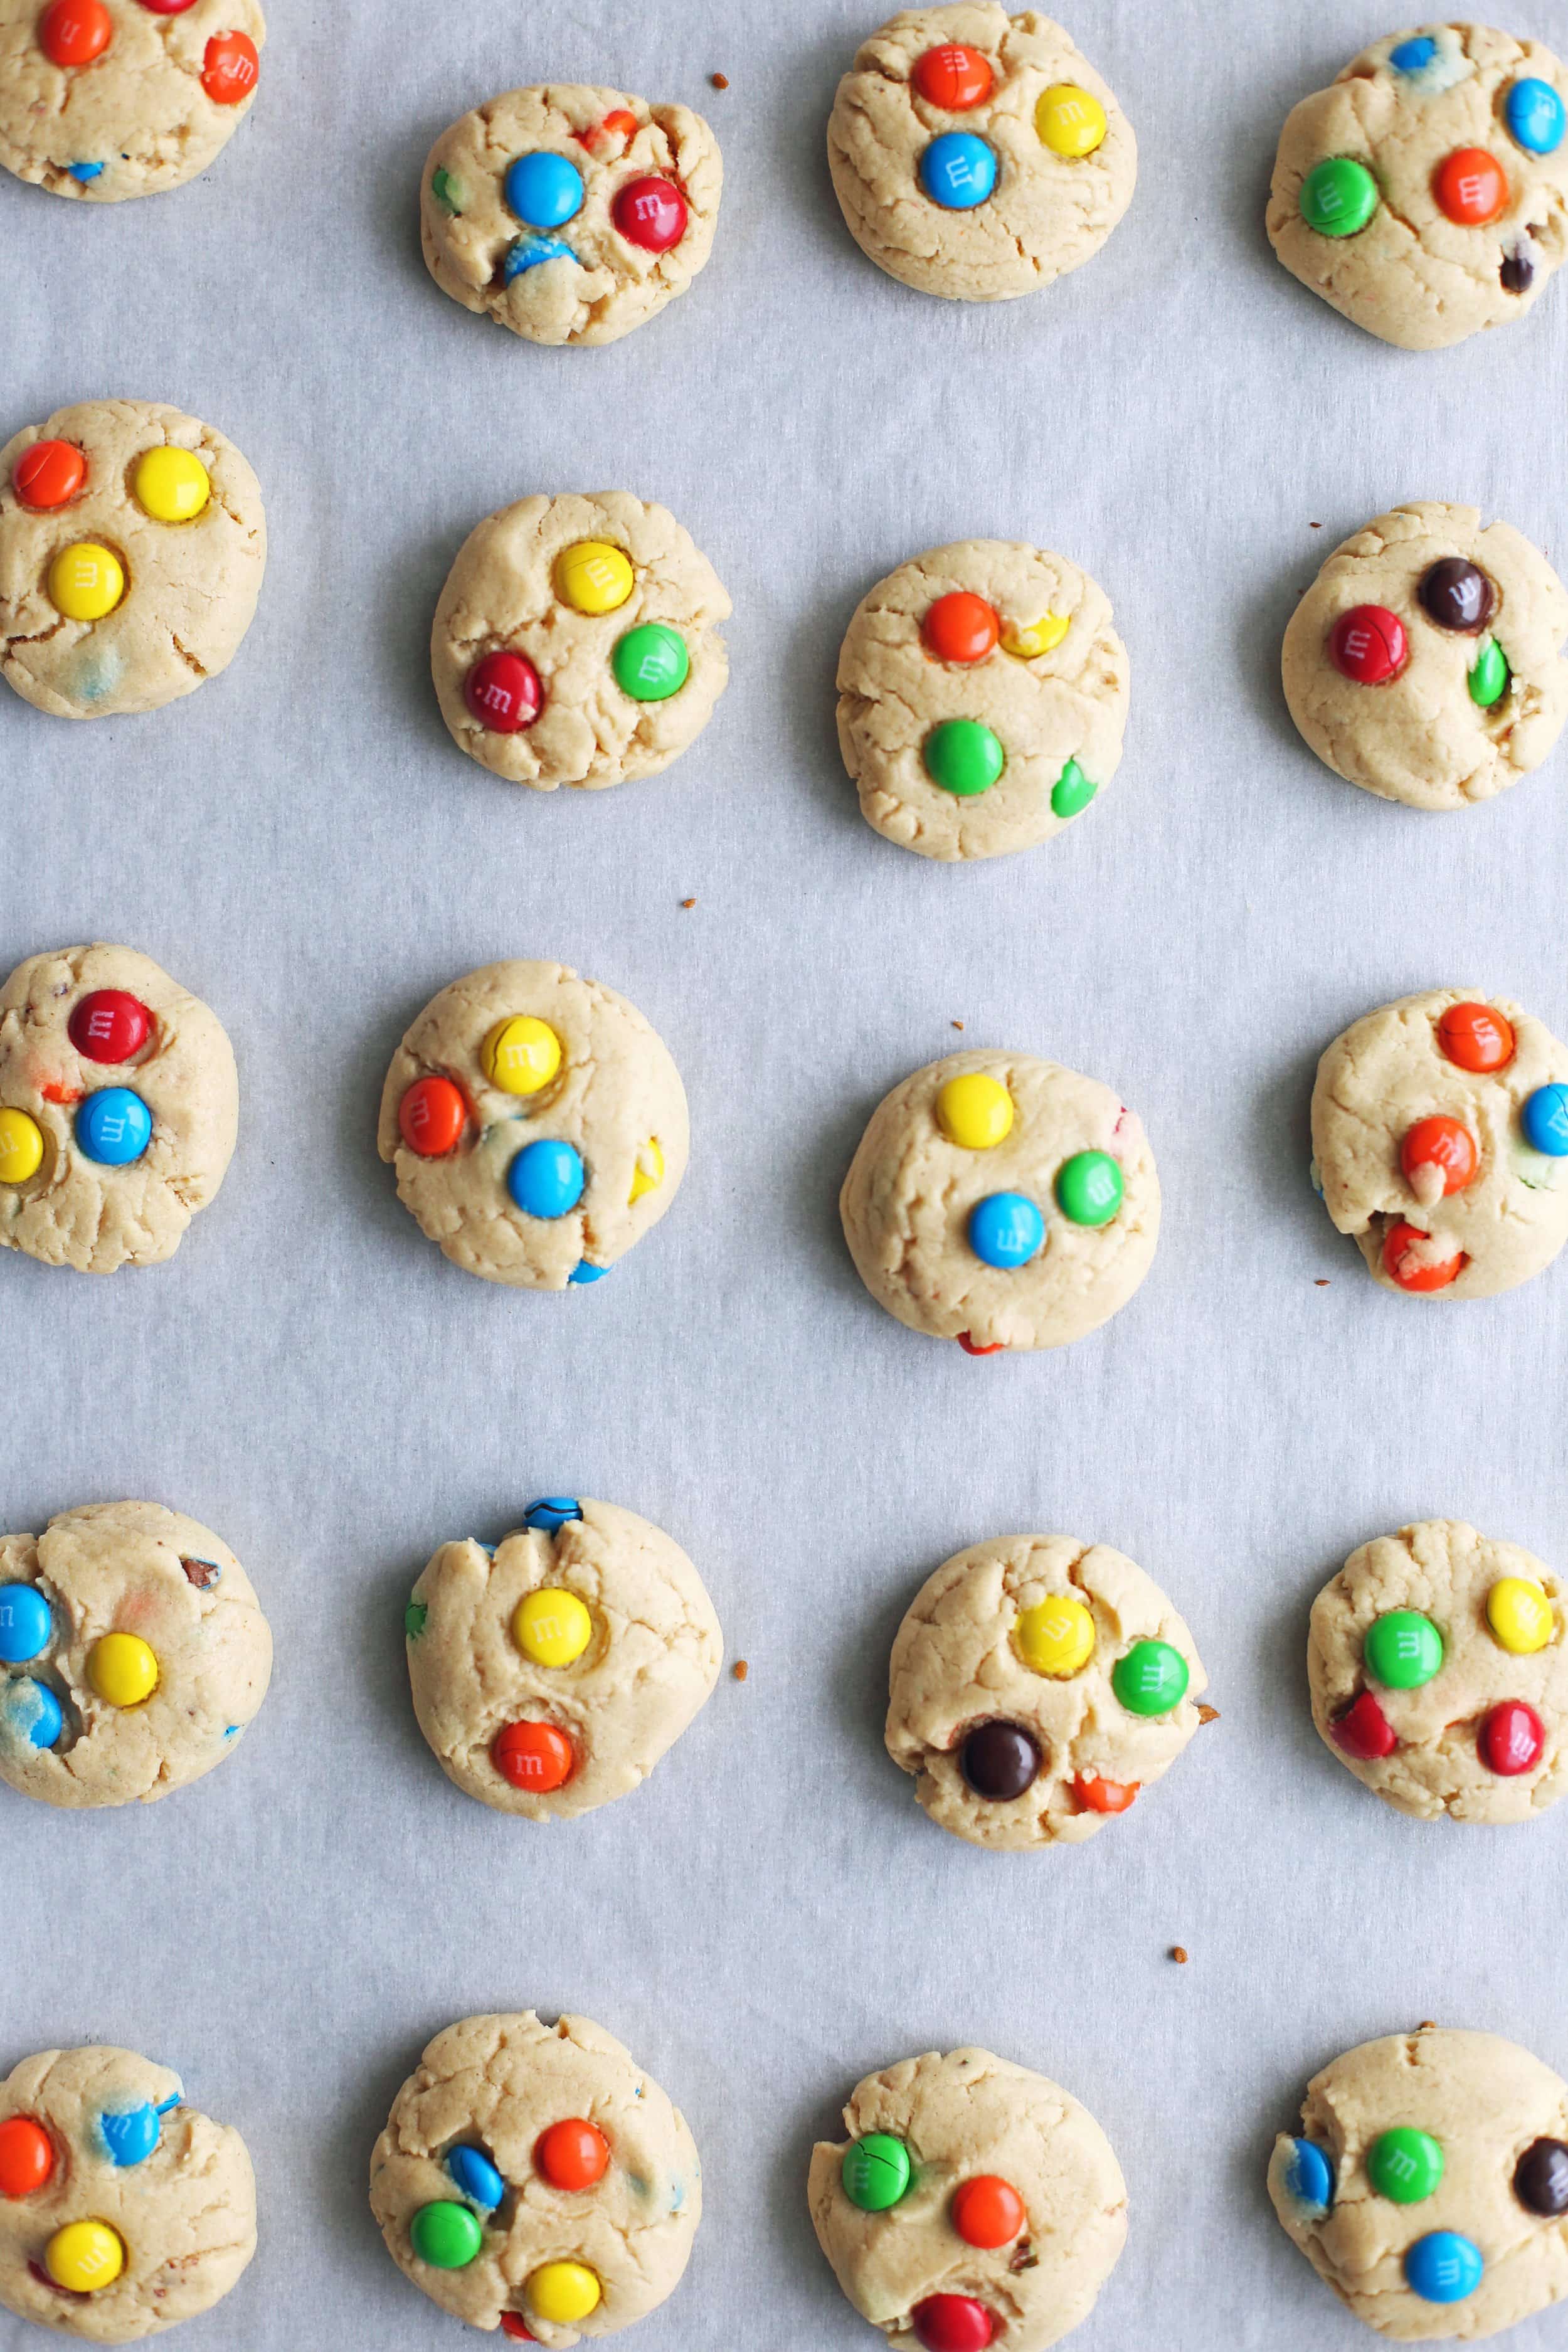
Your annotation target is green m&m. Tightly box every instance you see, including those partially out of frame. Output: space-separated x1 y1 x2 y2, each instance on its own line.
924 719 1005 798
613 623 690 703
404 1599 428 1640
410 2201 483 2269
1112 1639 1189 1717
1056 1149 1123 1228
842 2132 912 2211
1051 758 1097 819
1468 637 1510 709
1369 2127 1444 2205
1300 156 1380 236
1364 1610 1444 1690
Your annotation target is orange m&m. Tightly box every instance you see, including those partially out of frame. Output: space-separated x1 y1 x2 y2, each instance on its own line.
1382 1219 1465 1293
399 1076 465 1158
913 44 993 112
14 441 85 511
951 2175 1024 2250
1400 1116 1476 1199
1074 1772 1138 1814
201 29 259 104
492 1720 575 1793
0 2116 54 2199
923 592 1000 665
1438 1002 1515 1073
536 2117 610 2191
1434 147 1508 226
38 0 110 66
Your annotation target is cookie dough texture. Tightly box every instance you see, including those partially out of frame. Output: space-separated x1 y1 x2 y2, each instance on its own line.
1283 503 1568 810
1267 25 1568 351
809 2048 1126 2350
1310 1520 1567 1824
1311 989 1568 1300
837 539 1128 860
406 1500 721 1820
827 5 1135 301
0 943 238 1274
0 2044 256 2343
0 400 266 719
370 2011 701 2346
840 1049 1158 1351
886 1534 1207 1850
377 960 688 1290
0 0 264 203
1269 2026 1568 2341
432 493 729 790
421 85 721 347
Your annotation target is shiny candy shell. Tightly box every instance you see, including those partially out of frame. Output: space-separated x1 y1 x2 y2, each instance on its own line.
411 2200 482 2269
1433 147 1507 226
38 0 111 68
133 446 209 523
612 622 689 702
523 1498 583 1532
841 2131 911 2212
1299 156 1379 236
75 1087 152 1166
512 1587 592 1668
1074 1771 1138 1813
506 151 584 229
447 2145 506 2209
918 130 997 209
527 2262 601 2325
50 542 124 622
1332 1690 1396 1760
612 174 687 253
69 988 151 1064
1417 558 1495 634
507 1137 585 1219
465 649 542 733
0 2116 54 2198
1286 2138 1335 2215
1051 758 1097 818
912 43 993 112
100 2104 159 2168
0 1584 51 1665
1382 1219 1465 1293
555 540 633 615
201 29 258 104
1365 1609 1443 1690
1438 1002 1514 1073
1367 2126 1443 2204
1054 1148 1122 1226
936 1072 1012 1151
535 2117 610 2191
1404 2230 1483 2304
1480 1699 1545 1776
951 2175 1024 2250
1014 1593 1094 1677
1522 1083 1568 1157
1468 637 1510 708
14 440 85 511
1486 1576 1554 1655
398 1076 465 1157
45 2220 124 2294
1002 610 1069 659
924 718 1005 797
88 1631 159 1707
0 1110 44 1184
8 1680 60 1747
492 1719 575 1792
912 2294 996 2352
960 1719 1041 1799
1112 1638 1189 1716
1507 77 1565 157
485 1017 562 1096
1515 2136 1568 2216
1399 1116 1476 1199
1330 605 1407 684
1036 83 1107 157
922 592 999 665
967 1190 1043 1268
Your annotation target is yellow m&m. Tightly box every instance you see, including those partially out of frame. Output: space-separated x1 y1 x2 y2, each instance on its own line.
1486 1577 1554 1656
485 1016 562 1096
88 1632 159 1707
50 542 124 622
0 1108 44 1184
1015 1594 1096 1677
1002 611 1069 659
133 445 210 524
555 541 633 615
513 1588 592 1669
45 2220 125 2294
528 2261 601 2325
937 1073 1014 1152
1036 83 1108 157
628 1136 664 1204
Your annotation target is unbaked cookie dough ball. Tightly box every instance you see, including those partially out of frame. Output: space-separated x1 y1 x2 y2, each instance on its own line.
840 1049 1158 1353
808 2047 1126 2351
1310 988 1568 1300
432 492 729 791
0 2043 256 2342
0 943 238 1275
0 399 266 719
827 5 1135 302
370 2011 701 2345
404 1496 721 1821
0 1500 270 1809
1283 502 1568 810
1310 1520 1567 1824
837 539 1128 861
377 959 687 1291
886 1534 1207 1851
0 0 263 204
421 85 721 347
1267 26 1568 351
1269 2025 1568 2340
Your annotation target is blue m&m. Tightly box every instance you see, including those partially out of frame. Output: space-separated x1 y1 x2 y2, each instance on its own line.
504 235 575 280
568 1259 607 1284
75 1088 152 1166
508 1139 585 1220
4 1679 62 1748
447 2145 506 2210
968 1191 1044 1268
1285 2139 1334 2217
1507 78 1565 156
1522 1083 1568 1157
506 152 584 230
919 131 997 209
524 1498 583 1533
1389 35 1438 72
100 2104 160 2167
0 1585 51 1665
1404 2230 1483 2304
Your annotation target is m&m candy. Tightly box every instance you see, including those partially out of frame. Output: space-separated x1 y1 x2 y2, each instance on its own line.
492 1720 575 1792
1368 2126 1443 2203
134 447 209 524
447 2145 506 2209
1486 1576 1554 1654
523 1498 583 1532
485 1017 561 1096
1015 1594 1094 1677
499 2319 536 2343
399 1076 465 1157
612 176 687 253
527 2262 601 2324
411 2201 482 2269
38 0 111 68
1074 1772 1138 1812
960 1720 1041 1800
968 1191 1043 1268
1404 2230 1483 2304
465 650 543 732
69 990 151 1064
1051 758 1097 818
1480 1699 1545 1776
0 1110 44 1184
1036 84 1106 157
201 30 259 104
1438 1002 1513 1072
50 543 124 623
140 0 201 13
88 1632 159 1707
842 2132 910 2211
1055 1149 1123 1227
1299 156 1379 236
1329 605 1407 684
1285 2138 1334 2215
919 131 997 209
505 235 575 280
536 2117 610 2191
1468 637 1510 708
1390 35 1438 72
1399 1116 1476 1199
14 440 85 511
555 541 633 615
7 1680 62 1748
1522 1084 1568 1156
951 2175 1024 2249
1382 1221 1464 1292
512 1587 592 1668
1112 1639 1188 1716
0 1584 51 1664
1417 558 1495 633
1332 1691 1396 1759
1364 1610 1443 1690
924 718 1005 797
936 1073 1012 1150
0 2116 54 2198
913 44 992 112
506 152 584 228
101 2104 160 2168
1433 148 1507 226
1506 78 1565 157
45 2221 124 2293
75 1088 152 1166
923 592 999 665
1002 611 1069 659
911 2293 996 2351
1515 2137 1568 2216
612 623 688 702
507 1138 585 1219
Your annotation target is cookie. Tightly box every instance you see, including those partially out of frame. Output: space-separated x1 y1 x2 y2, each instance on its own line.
1310 988 1568 1300
431 492 729 791
885 1534 1207 1851
0 2043 255 2342
808 2047 1126 2351
1269 2025 1568 2340
840 1049 1158 1352
836 539 1128 861
1266 26 1568 351
1309 1520 1567 1825
420 85 721 348
0 1500 270 1809
0 943 238 1274
404 1496 721 1820
377 959 687 1291
369 2011 701 2346
0 0 262 203
827 5 1135 302
0 399 266 720
1282 502 1568 810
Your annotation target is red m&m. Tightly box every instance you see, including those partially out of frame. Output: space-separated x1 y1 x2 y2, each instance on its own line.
499 2321 535 2343
201 29 259 104
1434 147 1508 225
1400 1116 1476 1200
536 2117 610 2191
492 1720 575 1793
38 0 111 66
913 2294 995 2352
14 442 85 511
1330 605 1407 684
465 650 542 734
139 0 199 11
913 44 993 111
612 176 687 253
923 592 1000 665
1480 1700 1545 1777
1332 1691 1397 1760
1438 1002 1514 1073
1382 1221 1465 1293
68 990 151 1066
398 1076 466 1158
0 2116 55 2199
952 2175 1024 2250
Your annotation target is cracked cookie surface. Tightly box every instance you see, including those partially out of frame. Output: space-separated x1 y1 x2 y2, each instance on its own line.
0 399 265 719
421 84 721 347
1283 502 1568 810
808 2047 1126 2351
1267 24 1568 350
369 2011 701 2346
0 942 238 1274
827 4 1135 301
837 538 1128 860
405 1497 721 1820
0 2043 255 2343
431 492 729 790
0 0 263 203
